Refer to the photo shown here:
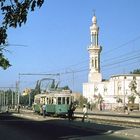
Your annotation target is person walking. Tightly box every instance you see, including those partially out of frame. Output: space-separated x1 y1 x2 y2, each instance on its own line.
68 102 74 121
17 104 20 113
82 104 88 122
42 104 46 118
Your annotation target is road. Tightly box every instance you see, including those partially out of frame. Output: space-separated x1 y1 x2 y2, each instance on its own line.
0 113 99 140
0 112 140 140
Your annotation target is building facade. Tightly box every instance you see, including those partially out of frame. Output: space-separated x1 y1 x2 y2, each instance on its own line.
83 14 140 110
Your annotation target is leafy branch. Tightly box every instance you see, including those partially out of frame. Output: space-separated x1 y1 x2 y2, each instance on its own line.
0 0 44 69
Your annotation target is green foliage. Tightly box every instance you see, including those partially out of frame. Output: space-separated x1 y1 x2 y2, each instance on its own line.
62 85 70 90
128 76 137 103
0 0 44 69
20 89 35 106
115 97 122 103
0 27 7 45
20 95 29 105
0 0 44 29
130 69 140 74
50 80 55 89
0 52 11 69
0 89 16 105
129 76 137 95
128 95 136 104
77 95 87 108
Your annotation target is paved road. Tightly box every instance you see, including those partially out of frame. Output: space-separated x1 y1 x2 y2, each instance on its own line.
0 113 102 140
1 112 139 140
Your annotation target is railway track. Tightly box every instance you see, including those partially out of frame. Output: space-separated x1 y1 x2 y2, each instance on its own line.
4 109 140 127
74 112 140 128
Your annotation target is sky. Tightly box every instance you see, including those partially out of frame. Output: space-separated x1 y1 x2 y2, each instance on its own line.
0 0 140 93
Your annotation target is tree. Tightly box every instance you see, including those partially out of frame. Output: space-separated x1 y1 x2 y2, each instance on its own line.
77 95 87 108
128 76 140 111
128 76 137 103
0 0 44 69
130 69 140 74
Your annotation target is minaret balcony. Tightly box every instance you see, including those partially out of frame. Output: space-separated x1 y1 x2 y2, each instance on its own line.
88 45 102 52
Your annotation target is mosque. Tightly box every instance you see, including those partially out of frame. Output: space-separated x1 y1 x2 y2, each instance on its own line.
83 14 140 110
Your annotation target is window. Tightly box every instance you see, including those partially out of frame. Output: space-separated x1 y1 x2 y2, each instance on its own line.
58 97 61 104
34 98 40 104
49 98 51 104
66 97 70 104
62 97 65 104
95 57 97 69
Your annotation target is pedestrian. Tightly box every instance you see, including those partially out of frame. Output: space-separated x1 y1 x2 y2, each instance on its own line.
17 104 20 113
68 102 74 121
82 104 89 122
42 104 46 118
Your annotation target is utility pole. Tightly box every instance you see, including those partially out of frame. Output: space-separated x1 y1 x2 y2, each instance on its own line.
15 81 20 105
12 90 14 108
0 91 1 112
28 92 31 107
123 76 126 113
65 69 75 92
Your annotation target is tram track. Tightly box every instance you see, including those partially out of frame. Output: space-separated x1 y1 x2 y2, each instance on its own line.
5 109 140 128
74 112 140 128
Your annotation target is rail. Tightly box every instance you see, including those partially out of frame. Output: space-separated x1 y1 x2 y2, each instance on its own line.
74 111 140 127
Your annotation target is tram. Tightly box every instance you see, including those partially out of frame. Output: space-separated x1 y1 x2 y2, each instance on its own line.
33 90 73 116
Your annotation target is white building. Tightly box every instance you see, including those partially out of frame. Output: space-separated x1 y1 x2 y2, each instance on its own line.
83 14 140 109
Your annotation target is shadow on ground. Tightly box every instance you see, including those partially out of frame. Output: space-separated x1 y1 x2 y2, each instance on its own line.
0 113 133 140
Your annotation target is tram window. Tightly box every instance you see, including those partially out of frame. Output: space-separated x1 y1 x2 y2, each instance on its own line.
66 97 69 104
35 98 40 104
62 97 65 104
58 97 61 104
49 98 51 104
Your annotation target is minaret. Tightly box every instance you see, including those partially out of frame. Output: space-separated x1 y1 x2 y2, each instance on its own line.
88 14 102 83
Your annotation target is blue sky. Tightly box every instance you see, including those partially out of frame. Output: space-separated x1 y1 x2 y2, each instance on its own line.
0 0 140 93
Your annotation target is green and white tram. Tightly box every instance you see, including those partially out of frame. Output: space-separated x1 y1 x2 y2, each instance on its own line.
33 90 73 116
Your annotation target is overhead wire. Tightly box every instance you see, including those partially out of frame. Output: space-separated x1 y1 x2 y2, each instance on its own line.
102 36 140 55
57 35 140 76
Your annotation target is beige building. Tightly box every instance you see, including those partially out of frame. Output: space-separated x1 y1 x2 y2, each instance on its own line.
83 14 140 109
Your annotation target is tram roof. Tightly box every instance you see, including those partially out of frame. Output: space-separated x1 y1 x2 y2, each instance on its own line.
34 90 72 98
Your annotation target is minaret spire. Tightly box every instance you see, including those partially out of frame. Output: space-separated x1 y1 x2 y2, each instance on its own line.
88 14 102 83
93 9 96 16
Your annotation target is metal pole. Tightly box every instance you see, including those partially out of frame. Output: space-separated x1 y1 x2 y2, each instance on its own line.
0 91 1 106
66 69 75 92
72 71 74 92
12 91 13 107
123 76 126 113
0 92 1 111
29 92 31 107
18 74 20 105
15 81 19 105
6 93 8 105
3 91 5 107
